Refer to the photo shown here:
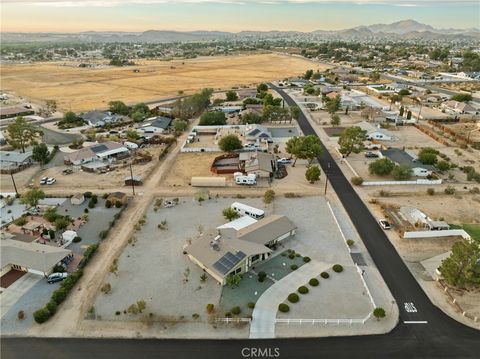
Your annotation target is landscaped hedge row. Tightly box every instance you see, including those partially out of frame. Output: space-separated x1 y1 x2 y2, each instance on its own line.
33 244 98 324
98 202 128 240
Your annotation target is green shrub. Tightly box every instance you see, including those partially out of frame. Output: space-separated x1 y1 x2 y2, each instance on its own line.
321 272 330 279
309 278 319 286
84 208 89 213
14 216 28 226
278 303 290 313
84 192 93 198
46 300 57 314
427 188 435 195
115 201 122 208
17 310 25 320
52 288 68 305
231 306 241 315
281 252 287 257
206 303 215 314
53 264 65 273
73 236 82 243
346 239 355 246
287 293 299 303
105 200 112 208
333 264 343 273
303 256 311 263
99 230 109 239
444 185 455 195
373 307 386 320
33 308 51 324
88 199 95 209
298 286 309 294
291 264 298 270
258 271 267 282
288 253 295 259
247 302 255 309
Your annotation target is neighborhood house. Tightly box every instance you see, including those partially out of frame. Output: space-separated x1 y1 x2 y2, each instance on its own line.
64 141 130 166
380 148 435 177
185 214 297 285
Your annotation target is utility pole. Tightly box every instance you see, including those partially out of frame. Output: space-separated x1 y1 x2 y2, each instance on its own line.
10 173 18 197
129 163 135 196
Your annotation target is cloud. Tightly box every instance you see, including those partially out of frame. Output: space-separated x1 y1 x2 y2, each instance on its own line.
2 0 475 6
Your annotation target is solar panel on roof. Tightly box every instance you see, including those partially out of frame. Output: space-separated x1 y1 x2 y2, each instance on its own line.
249 129 260 135
91 144 108 153
213 251 246 275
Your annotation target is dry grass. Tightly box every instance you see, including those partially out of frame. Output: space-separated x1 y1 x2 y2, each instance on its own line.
0 53 327 112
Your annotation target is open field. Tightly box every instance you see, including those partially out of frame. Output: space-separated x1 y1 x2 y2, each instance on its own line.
0 54 326 112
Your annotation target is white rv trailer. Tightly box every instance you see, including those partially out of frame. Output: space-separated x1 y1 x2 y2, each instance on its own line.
230 202 265 219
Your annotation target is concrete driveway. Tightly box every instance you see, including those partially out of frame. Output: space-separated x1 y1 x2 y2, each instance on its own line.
249 260 330 339
0 273 43 319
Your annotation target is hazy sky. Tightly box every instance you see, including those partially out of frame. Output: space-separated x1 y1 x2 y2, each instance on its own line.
1 0 479 32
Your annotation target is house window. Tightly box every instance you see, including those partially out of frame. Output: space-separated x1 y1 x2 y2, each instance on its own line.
251 255 260 262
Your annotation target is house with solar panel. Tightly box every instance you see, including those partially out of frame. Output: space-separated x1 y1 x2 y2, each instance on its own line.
64 141 130 166
185 214 297 285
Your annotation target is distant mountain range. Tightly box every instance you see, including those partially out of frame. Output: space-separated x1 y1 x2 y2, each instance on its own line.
2 20 479 43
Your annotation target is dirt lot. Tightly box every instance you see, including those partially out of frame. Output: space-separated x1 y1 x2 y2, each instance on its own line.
0 165 40 193
161 152 220 187
27 146 167 191
1 54 327 112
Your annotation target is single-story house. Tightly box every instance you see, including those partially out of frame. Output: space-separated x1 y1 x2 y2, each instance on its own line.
244 124 272 143
64 141 130 165
239 151 276 178
80 110 123 128
357 121 394 141
140 116 172 135
380 148 435 177
107 192 128 205
70 193 85 205
0 106 34 119
237 88 257 100
0 150 34 170
124 176 143 186
399 207 450 231
0 238 71 277
442 100 477 115
186 214 296 285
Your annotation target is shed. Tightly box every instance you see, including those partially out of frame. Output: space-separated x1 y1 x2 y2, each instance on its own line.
124 176 143 186
191 177 226 187
70 193 85 205
107 192 128 205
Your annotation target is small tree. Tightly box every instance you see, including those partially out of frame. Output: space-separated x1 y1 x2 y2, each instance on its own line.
125 129 139 141
6 117 42 153
418 147 439 165
199 111 226 126
330 114 341 127
338 126 367 157
305 165 321 183
32 143 50 164
225 90 238 101
439 240 480 288
173 119 188 132
20 188 45 207
373 307 386 320
436 160 450 172
368 158 395 176
218 134 243 152
392 165 412 180
137 300 146 313
263 190 275 205
226 274 242 288
223 207 240 221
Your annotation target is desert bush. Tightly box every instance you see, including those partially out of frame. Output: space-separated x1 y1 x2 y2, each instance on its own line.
73 236 82 243
206 304 215 314
115 201 122 208
248 302 255 309
288 253 295 259
287 293 299 303
17 310 25 320
373 307 386 320
351 176 364 185
427 188 435 196
258 271 267 282
101 283 112 294
320 272 330 279
346 239 355 246
444 185 456 195
290 264 298 270
99 230 109 239
303 256 311 263
105 200 112 208
278 303 290 313
309 278 319 286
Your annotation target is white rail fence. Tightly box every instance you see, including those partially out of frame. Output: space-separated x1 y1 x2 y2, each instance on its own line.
404 229 471 240
215 317 251 323
362 179 443 186
276 315 371 325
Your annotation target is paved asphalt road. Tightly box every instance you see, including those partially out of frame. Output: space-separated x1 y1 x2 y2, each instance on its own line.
2 85 479 359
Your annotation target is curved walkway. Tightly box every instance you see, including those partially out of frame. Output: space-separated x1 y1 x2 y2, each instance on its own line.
249 260 331 339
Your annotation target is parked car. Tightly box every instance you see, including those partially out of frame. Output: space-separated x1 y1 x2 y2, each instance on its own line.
365 143 381 150
365 151 379 158
277 158 292 164
379 219 391 230
47 272 68 284
62 169 73 175
46 177 56 185
40 177 48 185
